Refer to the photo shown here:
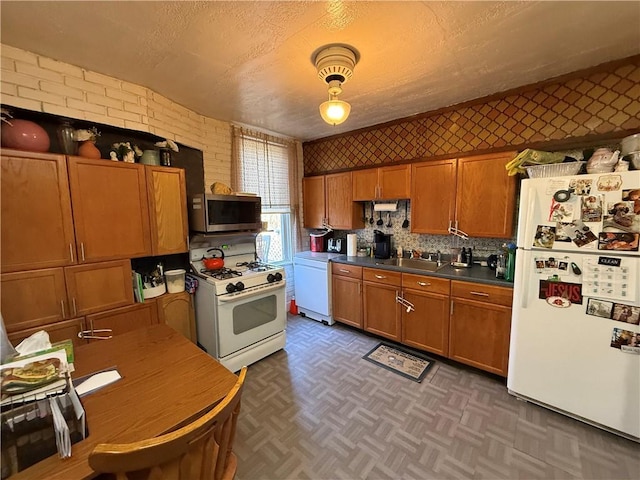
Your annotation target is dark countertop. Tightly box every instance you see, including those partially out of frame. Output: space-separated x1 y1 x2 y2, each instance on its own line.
330 255 514 288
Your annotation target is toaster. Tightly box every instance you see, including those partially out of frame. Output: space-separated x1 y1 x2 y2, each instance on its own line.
326 238 342 253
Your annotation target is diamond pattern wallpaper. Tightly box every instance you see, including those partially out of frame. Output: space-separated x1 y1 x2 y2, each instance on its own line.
303 58 640 175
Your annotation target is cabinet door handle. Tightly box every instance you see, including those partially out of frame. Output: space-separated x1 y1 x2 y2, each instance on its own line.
375 274 386 279
339 269 351 273
80 242 85 262
72 298 77 316
451 300 454 315
78 329 113 340
358 283 361 294
417 281 431 286
69 243 74 263
470 291 489 297
60 300 66 318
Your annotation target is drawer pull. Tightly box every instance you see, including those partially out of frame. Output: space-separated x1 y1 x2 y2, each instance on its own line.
470 291 489 297
375 274 386 279
78 329 113 340
417 281 431 286
339 269 351 273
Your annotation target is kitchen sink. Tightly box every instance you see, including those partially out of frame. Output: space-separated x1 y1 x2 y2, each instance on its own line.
375 257 448 272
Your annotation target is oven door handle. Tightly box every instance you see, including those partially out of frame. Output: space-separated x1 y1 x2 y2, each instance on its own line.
217 282 285 302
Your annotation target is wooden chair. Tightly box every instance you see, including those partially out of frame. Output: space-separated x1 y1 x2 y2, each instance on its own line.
89 367 247 480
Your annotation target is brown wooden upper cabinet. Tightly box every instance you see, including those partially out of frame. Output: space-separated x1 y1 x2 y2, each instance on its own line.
146 165 188 255
411 152 516 238
1 150 77 273
303 172 363 230
67 156 152 262
302 176 325 229
352 164 411 201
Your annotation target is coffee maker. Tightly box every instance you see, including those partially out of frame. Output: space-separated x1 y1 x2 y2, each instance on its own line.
373 230 392 259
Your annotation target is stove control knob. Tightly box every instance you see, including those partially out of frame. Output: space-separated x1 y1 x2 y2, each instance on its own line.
235 281 245 292
267 274 275 283
226 283 236 293
274 272 283 282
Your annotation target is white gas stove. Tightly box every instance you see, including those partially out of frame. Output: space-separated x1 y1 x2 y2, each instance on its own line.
189 234 286 372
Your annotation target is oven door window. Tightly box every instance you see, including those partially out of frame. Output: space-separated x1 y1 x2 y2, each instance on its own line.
216 288 285 357
232 295 277 334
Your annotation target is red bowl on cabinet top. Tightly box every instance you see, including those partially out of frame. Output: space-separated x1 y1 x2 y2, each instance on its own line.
1 119 50 152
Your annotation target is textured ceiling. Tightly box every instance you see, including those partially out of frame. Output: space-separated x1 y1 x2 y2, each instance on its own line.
1 1 639 142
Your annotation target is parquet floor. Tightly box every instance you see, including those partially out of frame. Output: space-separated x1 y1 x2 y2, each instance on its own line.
234 314 639 480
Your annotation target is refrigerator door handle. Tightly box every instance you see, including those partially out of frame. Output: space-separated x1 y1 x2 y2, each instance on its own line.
518 249 530 309
523 193 536 247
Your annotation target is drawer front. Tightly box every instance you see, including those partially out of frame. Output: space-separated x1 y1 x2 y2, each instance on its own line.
402 273 450 295
451 280 513 307
331 263 362 279
363 268 402 287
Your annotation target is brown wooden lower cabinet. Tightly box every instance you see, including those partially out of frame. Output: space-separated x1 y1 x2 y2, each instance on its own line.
331 263 363 328
84 301 158 341
330 266 513 377
402 293 449 357
363 268 402 342
401 274 450 357
1 260 134 335
7 317 87 350
1 268 68 331
332 275 362 328
449 280 513 376
156 291 196 342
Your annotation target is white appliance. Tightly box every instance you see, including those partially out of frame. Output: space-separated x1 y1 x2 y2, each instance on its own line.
293 251 341 325
190 234 286 373
508 170 640 441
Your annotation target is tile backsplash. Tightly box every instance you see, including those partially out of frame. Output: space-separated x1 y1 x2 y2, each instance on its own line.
304 201 514 260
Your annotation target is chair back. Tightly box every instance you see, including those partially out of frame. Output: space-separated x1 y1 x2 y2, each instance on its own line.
89 367 247 480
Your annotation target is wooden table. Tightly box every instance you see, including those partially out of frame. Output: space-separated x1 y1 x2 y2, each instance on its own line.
11 324 238 479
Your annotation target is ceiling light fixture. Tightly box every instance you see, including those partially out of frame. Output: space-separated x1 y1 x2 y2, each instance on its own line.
313 44 359 126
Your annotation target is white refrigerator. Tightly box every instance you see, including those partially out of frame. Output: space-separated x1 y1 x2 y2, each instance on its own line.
508 170 640 441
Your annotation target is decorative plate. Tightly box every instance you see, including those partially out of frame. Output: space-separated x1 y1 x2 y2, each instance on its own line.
547 296 571 308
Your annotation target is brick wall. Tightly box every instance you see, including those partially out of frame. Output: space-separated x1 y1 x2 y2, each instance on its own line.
0 44 232 188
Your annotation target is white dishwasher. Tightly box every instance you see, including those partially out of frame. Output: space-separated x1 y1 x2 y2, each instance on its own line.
293 251 341 325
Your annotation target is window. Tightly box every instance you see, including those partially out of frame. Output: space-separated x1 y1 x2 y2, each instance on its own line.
232 127 301 264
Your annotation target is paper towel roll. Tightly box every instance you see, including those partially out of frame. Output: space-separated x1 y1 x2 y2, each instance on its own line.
346 234 358 257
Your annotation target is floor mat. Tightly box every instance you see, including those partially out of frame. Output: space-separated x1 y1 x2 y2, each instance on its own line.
363 343 435 383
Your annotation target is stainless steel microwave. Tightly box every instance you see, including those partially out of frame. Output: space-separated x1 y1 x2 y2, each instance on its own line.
189 194 262 233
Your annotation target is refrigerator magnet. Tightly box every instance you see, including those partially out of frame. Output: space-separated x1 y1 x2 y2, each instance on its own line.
533 225 556 248
568 220 598 247
539 279 583 305
586 298 614 319
555 222 573 242
598 232 639 252
610 328 640 354
569 178 593 195
596 175 622 192
581 195 603 222
603 200 639 232
553 188 573 202
622 189 640 215
549 199 575 222
611 304 640 325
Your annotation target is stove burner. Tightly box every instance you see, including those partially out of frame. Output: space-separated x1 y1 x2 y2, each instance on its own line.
200 268 243 280
236 261 274 272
